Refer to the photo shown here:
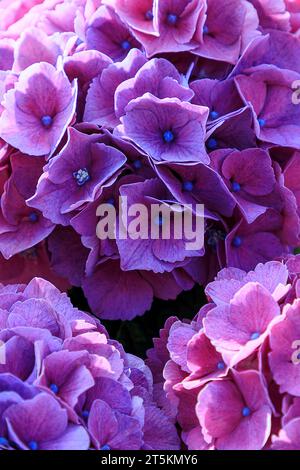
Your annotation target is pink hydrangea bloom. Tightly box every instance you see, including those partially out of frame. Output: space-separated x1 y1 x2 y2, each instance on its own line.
147 258 300 449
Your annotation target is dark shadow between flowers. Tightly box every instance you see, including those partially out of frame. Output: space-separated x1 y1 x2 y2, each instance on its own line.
69 284 206 358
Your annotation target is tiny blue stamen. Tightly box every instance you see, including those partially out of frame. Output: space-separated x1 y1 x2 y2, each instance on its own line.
145 10 154 20
50 383 59 394
231 181 241 193
182 181 194 192
298 352 300 360
101 444 111 451
258 118 266 128
242 407 251 418
28 441 38 451
163 130 175 143
73 168 90 186
82 410 90 419
28 212 39 223
250 332 260 341
121 40 131 50
217 361 225 370
207 138 218 150
0 437 8 447
209 110 219 120
167 13 178 25
41 115 53 128
232 236 242 248
203 25 209 34
133 160 142 170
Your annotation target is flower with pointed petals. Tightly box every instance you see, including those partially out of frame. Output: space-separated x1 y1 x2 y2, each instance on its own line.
28 128 126 226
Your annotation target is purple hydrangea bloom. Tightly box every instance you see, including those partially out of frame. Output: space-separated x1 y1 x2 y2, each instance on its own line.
0 0 300 322
86 5 142 61
117 94 209 163
235 65 300 148
84 48 147 127
0 277 179 450
0 62 77 157
0 152 55 258
28 127 126 225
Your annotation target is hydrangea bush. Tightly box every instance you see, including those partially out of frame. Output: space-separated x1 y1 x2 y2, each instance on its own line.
1 0 300 320
0 0 300 451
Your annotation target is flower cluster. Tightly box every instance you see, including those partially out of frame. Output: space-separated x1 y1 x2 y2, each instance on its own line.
1 0 300 320
0 277 179 450
147 258 300 450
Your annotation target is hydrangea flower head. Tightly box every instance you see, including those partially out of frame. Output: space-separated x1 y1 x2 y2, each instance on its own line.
147 258 300 449
0 277 179 450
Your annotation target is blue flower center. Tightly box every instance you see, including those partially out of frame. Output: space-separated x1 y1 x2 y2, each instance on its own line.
28 440 38 451
209 110 219 120
231 181 241 193
121 40 131 50
163 130 175 143
167 13 178 25
41 115 53 128
145 10 154 20
232 236 242 248
101 444 111 450
217 361 225 370
207 138 218 150
258 118 266 128
28 212 39 223
50 383 59 394
133 160 142 170
203 25 209 34
250 332 260 341
182 181 194 192
73 168 90 186
298 352 300 360
0 437 8 447
82 410 90 419
242 407 251 418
